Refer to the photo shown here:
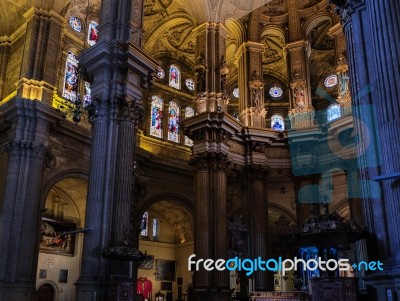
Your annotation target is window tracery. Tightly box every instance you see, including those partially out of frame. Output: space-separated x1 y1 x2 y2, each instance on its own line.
168 101 180 143
150 96 163 138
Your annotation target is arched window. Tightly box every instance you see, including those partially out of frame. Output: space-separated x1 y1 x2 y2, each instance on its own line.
327 104 341 122
152 218 159 239
150 96 163 138
87 21 98 46
62 51 79 102
184 106 194 146
271 114 285 131
168 101 180 143
140 212 149 237
169 65 180 89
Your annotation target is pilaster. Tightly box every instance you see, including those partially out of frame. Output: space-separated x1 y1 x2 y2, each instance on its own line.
0 37 10 100
189 152 231 301
286 40 314 129
16 8 64 104
328 23 351 115
245 165 271 291
193 22 229 114
237 42 266 128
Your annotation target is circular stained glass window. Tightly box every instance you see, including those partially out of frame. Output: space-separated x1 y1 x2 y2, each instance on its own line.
69 16 83 32
269 86 283 98
324 74 338 88
156 67 165 79
186 78 195 90
233 88 239 98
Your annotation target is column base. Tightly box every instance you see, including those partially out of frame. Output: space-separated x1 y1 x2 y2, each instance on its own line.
0 283 37 301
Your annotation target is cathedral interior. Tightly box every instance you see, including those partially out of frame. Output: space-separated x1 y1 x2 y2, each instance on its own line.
0 0 399 300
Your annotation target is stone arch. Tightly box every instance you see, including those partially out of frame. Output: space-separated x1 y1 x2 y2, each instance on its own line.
303 12 333 39
37 281 59 301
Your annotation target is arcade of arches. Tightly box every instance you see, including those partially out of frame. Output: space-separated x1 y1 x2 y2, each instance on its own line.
0 0 399 301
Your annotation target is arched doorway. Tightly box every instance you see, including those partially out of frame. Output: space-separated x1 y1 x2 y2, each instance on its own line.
38 283 54 301
137 199 194 301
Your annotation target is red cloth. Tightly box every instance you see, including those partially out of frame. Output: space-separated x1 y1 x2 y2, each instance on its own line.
143 279 152 299
137 278 144 295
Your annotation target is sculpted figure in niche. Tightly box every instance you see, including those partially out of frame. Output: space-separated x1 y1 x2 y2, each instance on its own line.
252 88 262 108
195 55 206 92
294 85 305 108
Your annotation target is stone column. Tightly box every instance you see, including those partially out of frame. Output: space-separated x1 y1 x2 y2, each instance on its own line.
236 42 266 128
331 0 400 298
0 100 48 301
76 0 158 299
193 22 229 114
331 0 389 258
247 166 270 291
189 152 230 301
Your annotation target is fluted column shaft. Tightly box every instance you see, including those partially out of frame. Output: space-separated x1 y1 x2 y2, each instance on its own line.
247 167 270 291
0 100 48 301
366 0 400 258
190 152 230 301
193 23 229 113
338 0 389 259
0 38 10 100
333 0 400 297
237 42 266 128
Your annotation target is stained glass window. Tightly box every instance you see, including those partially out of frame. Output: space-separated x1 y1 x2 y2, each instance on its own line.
69 16 83 32
62 51 79 102
327 104 341 122
184 107 194 146
269 86 283 98
140 212 149 237
168 101 180 143
271 114 285 131
233 87 239 98
152 218 159 239
186 79 195 90
87 21 98 46
83 81 92 108
157 67 165 79
169 65 180 89
324 75 338 88
150 96 163 138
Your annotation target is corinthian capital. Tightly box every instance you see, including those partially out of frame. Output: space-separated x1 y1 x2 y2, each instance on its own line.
329 0 364 24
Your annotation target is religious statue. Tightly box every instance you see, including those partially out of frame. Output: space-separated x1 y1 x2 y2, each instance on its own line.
294 84 305 107
194 55 206 92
